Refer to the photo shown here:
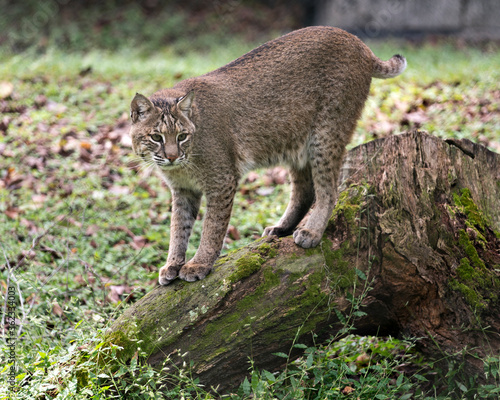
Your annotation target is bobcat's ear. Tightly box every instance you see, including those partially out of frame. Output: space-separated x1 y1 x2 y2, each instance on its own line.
176 90 195 116
131 93 155 123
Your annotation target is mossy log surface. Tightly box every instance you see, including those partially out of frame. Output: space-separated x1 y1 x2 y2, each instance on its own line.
105 130 500 393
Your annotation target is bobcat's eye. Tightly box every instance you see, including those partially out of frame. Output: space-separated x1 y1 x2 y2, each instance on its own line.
151 134 163 142
177 133 188 142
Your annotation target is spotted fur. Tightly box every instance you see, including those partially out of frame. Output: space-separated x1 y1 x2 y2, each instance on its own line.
128 26 406 285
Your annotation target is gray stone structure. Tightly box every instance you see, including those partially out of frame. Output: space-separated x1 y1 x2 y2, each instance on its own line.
315 0 500 39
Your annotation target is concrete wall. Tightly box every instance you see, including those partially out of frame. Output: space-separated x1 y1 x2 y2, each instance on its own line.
315 0 500 39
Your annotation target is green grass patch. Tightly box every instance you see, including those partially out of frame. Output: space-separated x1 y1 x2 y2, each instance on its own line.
1 21 499 399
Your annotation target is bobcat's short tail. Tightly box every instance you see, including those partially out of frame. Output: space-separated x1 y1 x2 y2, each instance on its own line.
372 54 407 79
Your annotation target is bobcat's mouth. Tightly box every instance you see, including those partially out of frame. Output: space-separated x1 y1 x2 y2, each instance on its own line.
153 155 181 168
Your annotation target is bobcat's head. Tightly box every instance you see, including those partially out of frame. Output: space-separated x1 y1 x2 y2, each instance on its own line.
129 91 195 170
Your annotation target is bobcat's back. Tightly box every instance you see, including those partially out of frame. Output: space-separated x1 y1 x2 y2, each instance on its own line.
130 26 406 285
171 26 402 173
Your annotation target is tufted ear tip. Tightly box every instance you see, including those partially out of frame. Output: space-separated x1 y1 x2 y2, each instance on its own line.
177 90 195 114
131 93 154 123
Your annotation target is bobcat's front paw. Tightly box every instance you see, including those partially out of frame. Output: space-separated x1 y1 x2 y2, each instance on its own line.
179 262 212 282
158 264 183 286
293 228 322 248
262 226 292 238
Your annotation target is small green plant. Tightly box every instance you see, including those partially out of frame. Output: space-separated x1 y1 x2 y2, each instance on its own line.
230 335 423 400
0 326 218 399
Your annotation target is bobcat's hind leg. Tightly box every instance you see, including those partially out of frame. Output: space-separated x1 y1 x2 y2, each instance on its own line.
263 165 314 238
293 127 346 249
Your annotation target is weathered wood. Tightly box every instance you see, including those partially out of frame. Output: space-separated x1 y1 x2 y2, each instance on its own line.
104 130 500 393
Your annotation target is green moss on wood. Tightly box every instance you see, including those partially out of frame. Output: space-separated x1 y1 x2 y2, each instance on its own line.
449 279 486 311
230 253 265 283
256 241 278 258
450 258 490 312
458 230 486 270
453 188 489 233
199 264 283 350
227 239 278 284
447 189 500 313
306 238 357 291
330 185 370 235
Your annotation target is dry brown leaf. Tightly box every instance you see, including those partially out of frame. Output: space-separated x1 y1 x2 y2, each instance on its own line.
355 353 370 366
85 224 99 236
32 194 47 204
0 116 11 132
109 186 129 195
74 274 87 286
227 225 240 241
107 285 132 303
341 386 355 395
256 186 274 196
268 166 288 185
5 207 20 219
80 141 92 150
25 293 38 304
131 235 147 250
52 301 64 318
245 171 259 183
0 81 14 99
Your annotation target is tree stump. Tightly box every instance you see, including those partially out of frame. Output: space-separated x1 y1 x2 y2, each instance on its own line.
104 130 500 393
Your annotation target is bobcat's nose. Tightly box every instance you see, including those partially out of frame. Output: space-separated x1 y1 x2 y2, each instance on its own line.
166 154 178 163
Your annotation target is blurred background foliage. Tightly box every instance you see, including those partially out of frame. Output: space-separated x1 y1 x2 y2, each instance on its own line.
0 0 311 53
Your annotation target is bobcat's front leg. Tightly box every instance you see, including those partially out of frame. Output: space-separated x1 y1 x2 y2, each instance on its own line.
179 180 236 282
158 189 201 285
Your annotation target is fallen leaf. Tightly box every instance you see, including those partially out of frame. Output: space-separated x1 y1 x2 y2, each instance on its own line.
120 133 133 148
341 386 355 395
79 147 92 163
46 100 67 114
109 186 129 195
245 171 259 183
131 235 147 250
268 166 288 184
40 245 62 259
107 285 132 303
256 187 274 196
32 194 47 204
5 207 20 219
52 301 64 318
80 141 92 150
401 110 429 127
74 275 87 286
34 94 47 107
0 116 11 132
0 81 14 99
85 224 99 236
227 225 240 240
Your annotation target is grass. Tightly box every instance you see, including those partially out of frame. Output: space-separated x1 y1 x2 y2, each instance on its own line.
1 9 499 398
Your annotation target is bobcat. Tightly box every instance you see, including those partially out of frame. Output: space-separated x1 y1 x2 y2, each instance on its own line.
129 26 406 285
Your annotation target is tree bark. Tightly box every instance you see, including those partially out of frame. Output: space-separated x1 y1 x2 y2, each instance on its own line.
104 130 500 393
